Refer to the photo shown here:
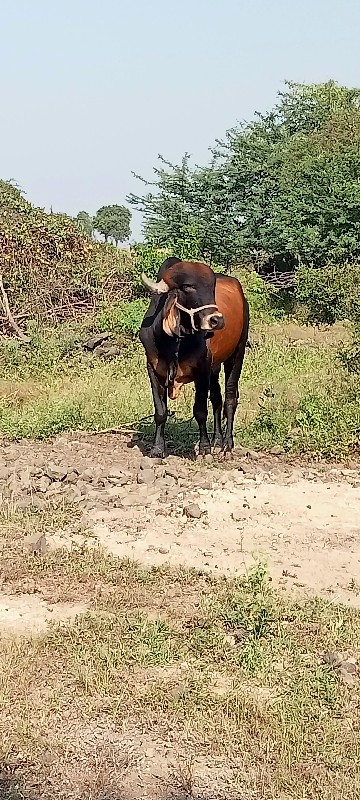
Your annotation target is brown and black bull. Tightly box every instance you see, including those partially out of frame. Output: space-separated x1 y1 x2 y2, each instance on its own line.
139 257 249 458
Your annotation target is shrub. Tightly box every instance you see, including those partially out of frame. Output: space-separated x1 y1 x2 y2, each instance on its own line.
295 263 360 325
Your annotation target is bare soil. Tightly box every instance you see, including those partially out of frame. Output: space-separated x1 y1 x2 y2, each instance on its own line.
1 432 360 637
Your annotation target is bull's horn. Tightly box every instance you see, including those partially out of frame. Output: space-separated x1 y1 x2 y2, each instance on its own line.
141 273 169 294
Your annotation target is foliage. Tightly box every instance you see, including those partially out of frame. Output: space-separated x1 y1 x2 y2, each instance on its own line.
130 81 360 271
93 204 131 245
76 210 93 238
295 262 360 325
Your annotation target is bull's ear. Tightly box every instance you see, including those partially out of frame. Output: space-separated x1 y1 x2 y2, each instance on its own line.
163 296 180 337
141 273 169 294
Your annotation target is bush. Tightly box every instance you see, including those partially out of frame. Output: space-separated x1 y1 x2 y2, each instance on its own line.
0 181 132 323
295 263 360 325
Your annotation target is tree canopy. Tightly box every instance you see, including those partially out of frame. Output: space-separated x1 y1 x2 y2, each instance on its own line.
76 211 93 239
129 80 360 270
93 204 131 245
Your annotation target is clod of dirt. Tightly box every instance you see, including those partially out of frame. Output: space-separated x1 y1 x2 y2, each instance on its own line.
137 469 156 485
270 445 284 455
339 661 359 686
107 464 128 480
24 533 48 555
184 503 202 519
93 343 121 358
46 462 68 482
34 475 51 493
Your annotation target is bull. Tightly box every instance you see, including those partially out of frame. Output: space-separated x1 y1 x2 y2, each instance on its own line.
139 257 249 458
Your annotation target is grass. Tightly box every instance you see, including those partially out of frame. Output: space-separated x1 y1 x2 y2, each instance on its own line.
0 311 359 457
0 544 359 800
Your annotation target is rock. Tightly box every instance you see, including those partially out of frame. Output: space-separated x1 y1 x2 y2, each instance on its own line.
120 495 145 508
156 475 177 489
107 465 127 480
248 450 261 460
83 332 111 351
0 466 10 482
107 485 128 499
35 476 51 493
93 343 121 358
339 663 358 686
25 533 48 555
184 503 202 519
158 547 169 554
46 481 64 496
204 453 214 463
65 470 79 484
270 445 284 456
165 466 182 479
141 456 162 468
234 446 249 457
137 469 156 485
18 470 32 491
46 462 68 482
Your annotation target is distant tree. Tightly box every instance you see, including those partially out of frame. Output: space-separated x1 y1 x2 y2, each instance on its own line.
93 204 131 245
76 211 93 238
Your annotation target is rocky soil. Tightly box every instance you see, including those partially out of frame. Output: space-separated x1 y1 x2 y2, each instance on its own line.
1 432 360 635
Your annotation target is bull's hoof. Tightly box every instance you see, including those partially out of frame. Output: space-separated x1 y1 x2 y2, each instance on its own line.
212 436 224 454
223 438 234 452
150 445 165 459
198 441 212 457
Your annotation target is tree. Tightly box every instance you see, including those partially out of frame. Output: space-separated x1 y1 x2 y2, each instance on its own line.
76 211 93 239
129 80 360 270
93 204 131 245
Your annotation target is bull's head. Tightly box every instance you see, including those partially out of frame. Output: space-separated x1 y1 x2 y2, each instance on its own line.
142 261 224 336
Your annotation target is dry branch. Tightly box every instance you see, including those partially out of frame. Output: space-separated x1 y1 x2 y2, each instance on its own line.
0 271 30 343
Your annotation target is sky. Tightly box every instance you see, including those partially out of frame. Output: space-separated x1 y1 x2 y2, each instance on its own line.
1 0 359 239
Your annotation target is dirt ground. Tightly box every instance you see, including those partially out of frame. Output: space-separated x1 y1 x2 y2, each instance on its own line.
1 432 360 636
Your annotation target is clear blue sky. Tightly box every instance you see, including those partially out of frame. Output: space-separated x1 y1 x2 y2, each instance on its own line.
1 0 358 238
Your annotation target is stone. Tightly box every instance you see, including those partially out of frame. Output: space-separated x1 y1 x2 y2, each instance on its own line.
137 469 156 485
141 456 162 468
46 462 68 482
35 476 51 493
65 470 79 484
25 533 48 555
83 332 111 351
93 343 121 358
270 445 284 456
158 547 169 554
107 465 127 480
18 470 32 491
184 503 202 519
120 495 145 508
0 466 10 482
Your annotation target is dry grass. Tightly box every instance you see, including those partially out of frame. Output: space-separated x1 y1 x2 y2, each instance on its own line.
0 536 359 800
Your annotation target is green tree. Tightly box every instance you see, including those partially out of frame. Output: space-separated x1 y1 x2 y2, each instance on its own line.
130 80 360 270
76 210 93 238
93 204 131 245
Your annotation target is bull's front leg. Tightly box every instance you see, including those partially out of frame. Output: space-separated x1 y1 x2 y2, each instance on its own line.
147 362 167 458
193 370 211 456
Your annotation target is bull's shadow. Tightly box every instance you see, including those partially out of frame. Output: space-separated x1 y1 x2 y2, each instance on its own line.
128 411 203 459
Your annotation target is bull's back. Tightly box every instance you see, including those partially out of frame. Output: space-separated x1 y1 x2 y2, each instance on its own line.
209 275 246 367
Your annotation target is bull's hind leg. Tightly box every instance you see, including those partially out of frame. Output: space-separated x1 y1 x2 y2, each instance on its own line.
210 367 223 450
223 322 248 452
